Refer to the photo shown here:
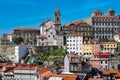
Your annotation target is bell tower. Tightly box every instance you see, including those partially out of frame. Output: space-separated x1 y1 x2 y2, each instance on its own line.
54 7 61 33
107 8 115 16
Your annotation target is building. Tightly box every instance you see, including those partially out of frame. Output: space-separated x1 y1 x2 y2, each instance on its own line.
66 34 83 54
101 42 117 54
84 8 120 41
48 74 78 80
90 52 109 69
37 7 63 47
13 28 40 45
114 33 120 42
39 67 52 80
0 34 13 45
1 63 15 80
64 54 82 73
64 21 93 41
82 40 93 58
14 64 39 80
92 43 101 53
0 45 28 63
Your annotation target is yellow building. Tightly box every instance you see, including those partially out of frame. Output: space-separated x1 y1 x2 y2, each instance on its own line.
82 44 93 57
102 42 117 54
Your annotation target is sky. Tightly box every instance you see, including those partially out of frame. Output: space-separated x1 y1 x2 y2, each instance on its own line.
0 0 120 37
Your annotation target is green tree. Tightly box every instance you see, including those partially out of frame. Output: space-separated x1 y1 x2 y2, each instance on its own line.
13 37 24 44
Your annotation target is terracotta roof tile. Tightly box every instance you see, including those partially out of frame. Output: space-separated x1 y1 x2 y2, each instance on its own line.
39 67 49 74
38 35 47 39
109 68 119 74
94 52 110 58
65 21 81 27
93 16 119 18
67 54 80 60
88 78 104 80
15 64 38 70
115 73 120 77
1 38 8 41
66 33 82 36
100 68 109 75
40 71 52 77
15 28 39 31
49 74 77 80
102 42 117 44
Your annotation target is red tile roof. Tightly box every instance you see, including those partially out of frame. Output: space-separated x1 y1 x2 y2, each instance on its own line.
15 28 39 31
15 64 38 70
1 38 8 41
102 42 117 44
88 78 104 80
109 68 119 74
115 73 120 78
38 35 47 39
67 54 80 60
100 68 109 75
49 74 77 80
39 67 52 78
66 34 82 36
94 52 109 58
92 16 119 18
39 67 49 74
65 21 81 27
65 21 90 28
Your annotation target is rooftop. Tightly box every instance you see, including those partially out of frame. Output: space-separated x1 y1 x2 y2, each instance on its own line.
49 74 77 80
66 34 82 36
15 28 39 31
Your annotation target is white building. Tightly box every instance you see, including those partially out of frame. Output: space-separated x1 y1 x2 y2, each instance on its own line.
64 54 82 73
37 21 63 47
0 45 28 63
114 33 120 42
66 34 83 55
14 64 38 80
37 7 63 47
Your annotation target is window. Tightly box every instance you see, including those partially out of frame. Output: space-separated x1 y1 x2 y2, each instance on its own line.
51 32 52 35
105 61 107 64
53 35 55 38
48 35 50 37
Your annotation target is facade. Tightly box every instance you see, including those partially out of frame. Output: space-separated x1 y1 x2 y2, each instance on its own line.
114 33 120 42
101 42 117 54
14 64 38 80
37 7 63 47
37 21 63 47
66 34 83 54
92 43 101 53
64 54 82 73
0 45 28 63
64 21 93 41
14 45 28 63
90 52 109 69
13 28 40 45
82 40 93 58
84 9 120 41
0 34 13 45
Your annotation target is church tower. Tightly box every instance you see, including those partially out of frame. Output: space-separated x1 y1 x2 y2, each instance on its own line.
107 8 115 16
54 7 61 33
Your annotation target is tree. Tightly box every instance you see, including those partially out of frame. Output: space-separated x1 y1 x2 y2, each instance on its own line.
13 37 24 44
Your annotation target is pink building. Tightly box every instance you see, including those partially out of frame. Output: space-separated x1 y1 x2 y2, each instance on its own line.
92 43 101 54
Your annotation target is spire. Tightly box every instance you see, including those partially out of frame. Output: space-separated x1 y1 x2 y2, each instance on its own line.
54 4 61 34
